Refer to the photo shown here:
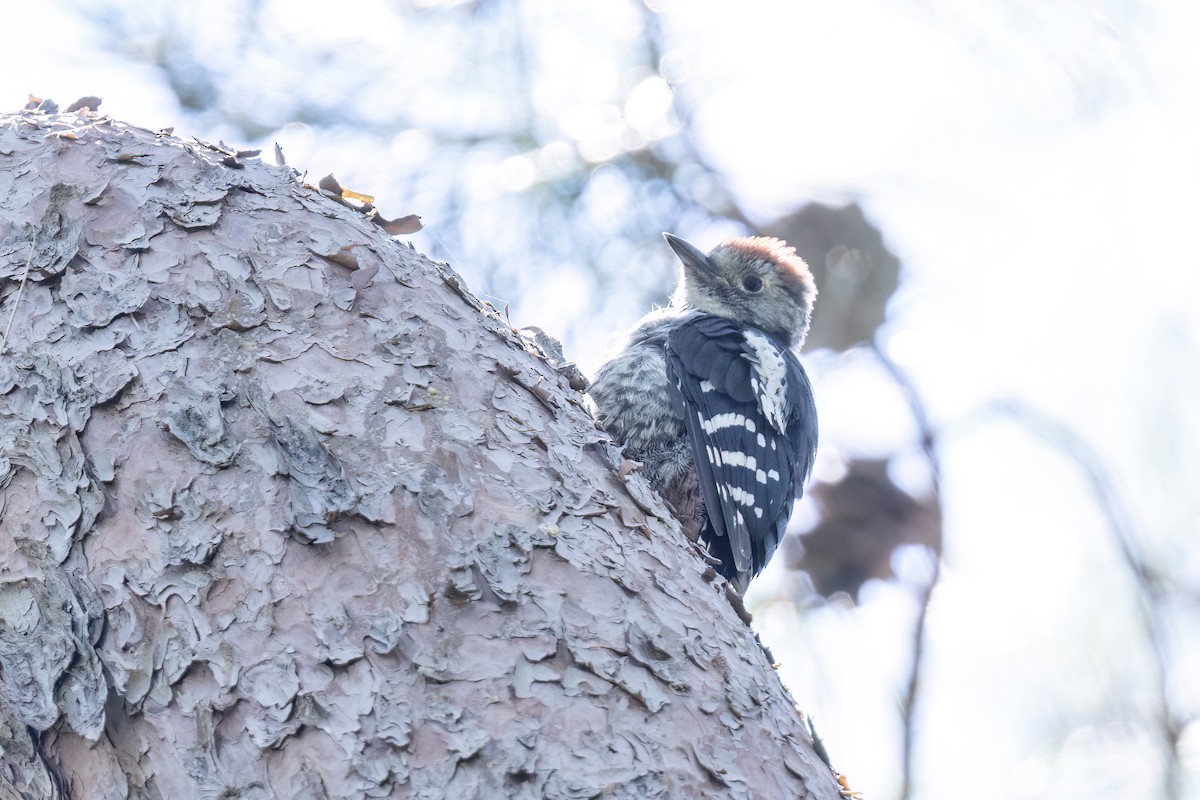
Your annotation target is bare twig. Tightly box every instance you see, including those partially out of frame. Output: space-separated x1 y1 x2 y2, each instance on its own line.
973 399 1182 800
871 343 943 800
1 241 36 354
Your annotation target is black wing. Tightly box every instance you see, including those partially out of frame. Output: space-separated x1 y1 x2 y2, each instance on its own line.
666 315 817 589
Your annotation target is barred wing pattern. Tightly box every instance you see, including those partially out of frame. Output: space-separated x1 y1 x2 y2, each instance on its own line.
666 314 818 590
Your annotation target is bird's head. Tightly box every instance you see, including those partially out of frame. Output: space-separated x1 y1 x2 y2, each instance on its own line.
665 233 816 349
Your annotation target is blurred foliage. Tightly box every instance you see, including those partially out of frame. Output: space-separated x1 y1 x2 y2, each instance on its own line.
67 0 715 347
768 203 901 353
787 458 941 600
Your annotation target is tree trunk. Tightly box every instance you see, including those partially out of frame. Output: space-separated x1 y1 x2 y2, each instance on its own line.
0 109 840 800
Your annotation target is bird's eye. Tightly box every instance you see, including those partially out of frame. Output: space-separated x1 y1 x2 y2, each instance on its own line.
742 275 763 293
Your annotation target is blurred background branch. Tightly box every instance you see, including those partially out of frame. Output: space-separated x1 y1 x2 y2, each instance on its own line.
968 399 1187 800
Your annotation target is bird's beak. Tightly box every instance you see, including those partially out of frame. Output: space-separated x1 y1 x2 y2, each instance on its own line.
663 232 716 277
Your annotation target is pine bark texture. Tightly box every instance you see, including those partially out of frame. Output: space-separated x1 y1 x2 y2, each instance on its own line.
0 110 839 800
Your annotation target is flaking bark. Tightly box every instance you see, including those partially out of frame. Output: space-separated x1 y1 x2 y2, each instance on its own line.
0 109 840 800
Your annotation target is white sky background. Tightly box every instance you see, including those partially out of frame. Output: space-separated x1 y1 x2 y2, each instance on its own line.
5 1 1200 798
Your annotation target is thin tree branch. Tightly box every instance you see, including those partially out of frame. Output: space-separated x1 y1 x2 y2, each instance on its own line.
971 399 1183 800
870 343 943 800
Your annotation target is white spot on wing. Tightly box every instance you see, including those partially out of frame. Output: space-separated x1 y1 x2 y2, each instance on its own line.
726 486 758 509
717 450 757 471
741 330 790 432
721 450 746 467
703 412 747 433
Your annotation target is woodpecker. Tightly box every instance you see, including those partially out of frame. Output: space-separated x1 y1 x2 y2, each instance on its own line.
590 233 818 593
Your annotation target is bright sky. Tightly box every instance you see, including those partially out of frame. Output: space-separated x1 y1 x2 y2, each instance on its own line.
5 2 1199 798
